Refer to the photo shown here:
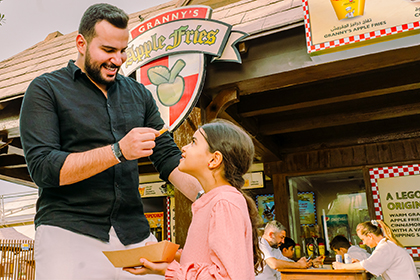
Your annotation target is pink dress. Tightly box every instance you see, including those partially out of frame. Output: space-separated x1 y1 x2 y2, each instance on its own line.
165 185 255 280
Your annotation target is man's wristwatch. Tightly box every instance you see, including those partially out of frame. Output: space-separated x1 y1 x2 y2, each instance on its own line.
196 190 205 200
111 142 127 163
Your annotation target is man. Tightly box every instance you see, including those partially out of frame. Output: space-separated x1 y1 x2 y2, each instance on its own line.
19 4 201 280
256 221 310 280
330 235 371 262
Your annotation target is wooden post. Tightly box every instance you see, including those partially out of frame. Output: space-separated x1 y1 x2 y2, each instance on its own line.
272 174 290 231
172 107 201 247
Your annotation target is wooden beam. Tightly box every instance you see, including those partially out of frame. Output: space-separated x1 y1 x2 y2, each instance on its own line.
205 45 420 97
0 174 37 188
242 82 420 117
0 154 26 167
218 110 281 162
205 88 239 122
0 167 32 182
260 101 420 135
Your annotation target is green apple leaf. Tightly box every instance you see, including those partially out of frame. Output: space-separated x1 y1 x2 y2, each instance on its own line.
148 66 170 85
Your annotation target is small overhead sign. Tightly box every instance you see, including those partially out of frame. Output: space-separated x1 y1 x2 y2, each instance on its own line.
303 0 420 54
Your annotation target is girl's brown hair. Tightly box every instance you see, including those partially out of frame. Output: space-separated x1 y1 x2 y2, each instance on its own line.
356 220 404 248
201 119 264 274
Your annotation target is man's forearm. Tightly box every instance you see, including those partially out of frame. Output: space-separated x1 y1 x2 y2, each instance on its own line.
274 260 305 269
168 168 203 202
60 145 118 185
266 258 308 271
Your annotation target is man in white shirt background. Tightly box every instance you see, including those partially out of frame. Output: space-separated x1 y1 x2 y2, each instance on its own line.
256 221 310 280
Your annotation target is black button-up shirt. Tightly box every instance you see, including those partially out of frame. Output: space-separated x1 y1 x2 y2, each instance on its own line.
20 60 181 245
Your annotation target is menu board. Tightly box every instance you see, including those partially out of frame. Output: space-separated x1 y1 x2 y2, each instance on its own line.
377 174 420 247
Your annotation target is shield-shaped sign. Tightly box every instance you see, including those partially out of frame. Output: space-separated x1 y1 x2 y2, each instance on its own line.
136 53 205 132
121 5 247 132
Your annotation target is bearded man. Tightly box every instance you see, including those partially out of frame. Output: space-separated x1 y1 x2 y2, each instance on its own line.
20 3 201 280
256 221 310 280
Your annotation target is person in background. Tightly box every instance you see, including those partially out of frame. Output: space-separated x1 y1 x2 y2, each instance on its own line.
279 237 297 262
19 3 202 280
330 235 370 262
333 220 418 280
124 119 265 279
256 221 310 280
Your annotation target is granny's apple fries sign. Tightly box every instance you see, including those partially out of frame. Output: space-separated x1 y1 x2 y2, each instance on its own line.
121 6 247 132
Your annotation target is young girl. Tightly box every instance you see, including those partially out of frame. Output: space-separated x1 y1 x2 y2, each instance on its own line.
124 119 264 279
332 220 418 280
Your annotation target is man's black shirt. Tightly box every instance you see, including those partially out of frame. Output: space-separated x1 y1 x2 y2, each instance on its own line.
20 60 181 245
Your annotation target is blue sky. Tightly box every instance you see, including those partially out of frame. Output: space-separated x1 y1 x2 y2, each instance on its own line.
0 0 169 61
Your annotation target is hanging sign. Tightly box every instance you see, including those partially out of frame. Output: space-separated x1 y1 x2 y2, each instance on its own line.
303 0 420 54
121 6 247 131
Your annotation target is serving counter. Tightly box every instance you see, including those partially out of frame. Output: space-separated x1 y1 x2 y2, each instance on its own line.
278 268 368 280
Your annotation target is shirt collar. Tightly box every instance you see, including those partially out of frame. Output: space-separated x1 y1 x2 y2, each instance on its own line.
67 60 82 81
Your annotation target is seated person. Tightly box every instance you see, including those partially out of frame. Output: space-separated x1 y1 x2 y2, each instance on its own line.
279 237 296 262
330 235 370 262
256 221 310 280
333 220 418 280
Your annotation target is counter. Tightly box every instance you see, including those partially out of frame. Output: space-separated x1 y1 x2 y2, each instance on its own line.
278 268 368 280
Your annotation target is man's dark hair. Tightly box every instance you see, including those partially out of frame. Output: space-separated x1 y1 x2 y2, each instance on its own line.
330 235 351 250
78 3 129 42
280 237 296 252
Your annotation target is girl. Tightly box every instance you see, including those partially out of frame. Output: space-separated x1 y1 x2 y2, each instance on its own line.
332 220 418 280
124 119 264 279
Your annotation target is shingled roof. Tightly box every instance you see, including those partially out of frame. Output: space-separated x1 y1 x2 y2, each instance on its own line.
0 0 303 102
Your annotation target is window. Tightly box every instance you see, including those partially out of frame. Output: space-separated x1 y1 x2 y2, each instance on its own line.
288 170 370 256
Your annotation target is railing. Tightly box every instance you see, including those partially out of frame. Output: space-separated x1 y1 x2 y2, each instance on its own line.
0 240 34 280
0 192 37 227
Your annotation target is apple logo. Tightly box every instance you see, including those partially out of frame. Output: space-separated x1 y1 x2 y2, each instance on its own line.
148 59 186 107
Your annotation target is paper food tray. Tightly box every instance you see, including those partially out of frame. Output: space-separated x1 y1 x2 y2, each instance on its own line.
103 240 179 268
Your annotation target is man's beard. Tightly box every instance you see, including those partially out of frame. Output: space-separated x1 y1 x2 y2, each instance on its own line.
269 239 280 249
85 48 118 88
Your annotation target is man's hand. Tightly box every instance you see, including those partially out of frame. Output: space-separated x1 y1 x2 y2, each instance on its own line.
296 257 311 268
123 258 168 276
119 128 160 160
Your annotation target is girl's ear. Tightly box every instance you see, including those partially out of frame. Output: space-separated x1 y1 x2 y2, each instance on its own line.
208 151 223 169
